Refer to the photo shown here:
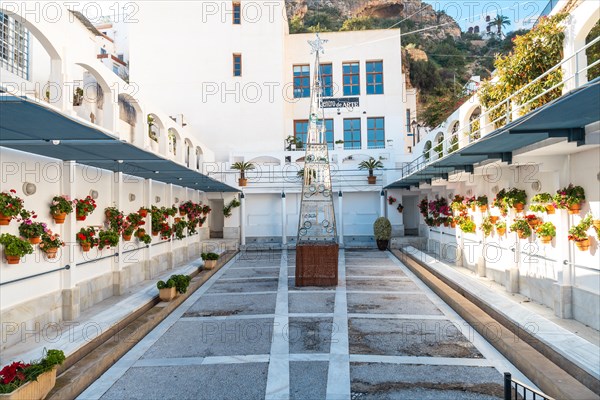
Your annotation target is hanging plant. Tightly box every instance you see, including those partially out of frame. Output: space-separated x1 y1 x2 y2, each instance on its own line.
503 188 527 211
510 218 532 239
387 196 397 205
418 197 429 218
50 195 73 223
0 233 34 264
98 229 120 250
223 198 241 218
530 193 556 214
74 196 97 221
480 217 494 237
568 214 593 251
0 189 24 225
450 195 466 213
17 210 47 244
39 231 65 259
173 220 187 240
496 220 507 236
104 207 125 233
536 222 556 244
554 184 585 214
76 227 99 252
492 189 508 216
460 219 476 234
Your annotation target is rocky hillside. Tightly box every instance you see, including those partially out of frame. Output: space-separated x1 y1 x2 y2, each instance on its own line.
285 0 461 40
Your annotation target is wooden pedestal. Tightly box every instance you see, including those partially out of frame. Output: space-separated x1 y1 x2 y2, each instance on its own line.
295 243 339 287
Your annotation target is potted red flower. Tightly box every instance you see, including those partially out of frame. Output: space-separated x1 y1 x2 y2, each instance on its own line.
74 196 97 221
0 189 24 226
76 227 98 252
17 210 47 244
49 195 73 224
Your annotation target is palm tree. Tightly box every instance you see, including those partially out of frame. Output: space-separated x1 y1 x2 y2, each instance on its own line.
231 162 255 186
488 15 511 38
358 158 384 184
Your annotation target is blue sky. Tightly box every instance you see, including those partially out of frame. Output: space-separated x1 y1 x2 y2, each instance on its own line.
425 0 551 32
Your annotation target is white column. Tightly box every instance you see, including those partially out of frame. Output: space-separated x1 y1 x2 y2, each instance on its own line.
380 190 385 217
61 161 78 320
143 178 153 280
240 193 246 247
338 191 344 246
281 193 287 246
112 171 124 294
167 184 174 268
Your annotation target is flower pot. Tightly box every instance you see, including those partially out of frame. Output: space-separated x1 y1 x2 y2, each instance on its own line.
594 220 600 231
0 367 57 400
479 205 488 212
489 216 499 224
527 219 540 229
105 210 112 218
122 234 132 242
568 203 581 215
450 221 456 228
497 227 506 236
0 212 12 226
179 211 186 216
545 205 556 214
152 231 159 237
204 259 217 270
513 203 524 213
540 236 553 244
575 239 590 251
367 176 377 185
238 178 248 187
52 212 67 224
28 236 41 245
139 210 148 218
76 215 87 221
137 230 146 238
81 242 92 252
158 287 177 302
174 218 182 223
44 248 59 259
517 230 528 240
376 239 389 251
5 254 21 264
443 222 449 228
470 204 476 212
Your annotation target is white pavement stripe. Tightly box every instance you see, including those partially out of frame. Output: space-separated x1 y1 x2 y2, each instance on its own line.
326 250 351 400
348 313 448 320
228 266 281 270
349 354 494 367
180 314 276 321
132 354 272 368
264 250 290 400
345 290 424 295
345 276 411 280
217 276 279 282
203 291 278 296
76 257 237 400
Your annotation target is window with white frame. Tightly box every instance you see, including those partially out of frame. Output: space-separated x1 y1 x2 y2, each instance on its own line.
0 13 29 80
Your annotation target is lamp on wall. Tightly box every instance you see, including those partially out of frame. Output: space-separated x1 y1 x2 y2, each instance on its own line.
174 197 179 203
281 192 286 199
22 182 36 196
129 194 136 202
155 196 161 203
531 181 541 192
89 190 99 200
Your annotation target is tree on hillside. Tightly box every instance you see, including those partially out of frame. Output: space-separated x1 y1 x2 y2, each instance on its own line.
488 15 511 38
341 16 374 31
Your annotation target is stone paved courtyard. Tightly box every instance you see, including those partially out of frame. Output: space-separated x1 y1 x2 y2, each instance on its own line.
78 250 525 400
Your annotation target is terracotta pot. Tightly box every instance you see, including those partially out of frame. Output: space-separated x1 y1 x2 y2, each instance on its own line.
158 287 177 302
479 205 488 212
545 205 556 214
53 212 67 224
568 203 581 215
594 220 600 231
122 234 132 241
137 229 146 238
105 210 112 218
470 204 476 212
152 231 159 237
443 222 449 227
527 219 540 229
28 236 41 245
540 236 553 244
489 216 499 224
497 227 506 236
376 240 389 251
513 203 524 213
81 242 92 252
0 212 12 226
575 239 590 251
367 176 377 185
450 221 456 228
44 248 59 259
5 254 20 265
174 217 182 223
0 367 57 400
517 230 528 240
139 210 148 218
179 211 186 216
76 215 86 221
204 259 217 270
238 178 248 187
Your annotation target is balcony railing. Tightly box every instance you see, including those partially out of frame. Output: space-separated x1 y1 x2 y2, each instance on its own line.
401 34 600 181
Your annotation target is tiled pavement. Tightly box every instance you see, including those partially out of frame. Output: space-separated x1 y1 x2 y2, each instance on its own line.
78 250 533 400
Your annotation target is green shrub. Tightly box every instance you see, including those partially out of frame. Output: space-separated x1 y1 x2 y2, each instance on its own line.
373 217 392 240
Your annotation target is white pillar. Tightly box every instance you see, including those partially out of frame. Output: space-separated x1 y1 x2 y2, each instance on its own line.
380 190 386 218
338 191 344 246
112 172 124 291
240 193 246 247
61 161 78 320
281 193 287 246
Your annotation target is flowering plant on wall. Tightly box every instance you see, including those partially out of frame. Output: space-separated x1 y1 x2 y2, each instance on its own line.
492 189 508 216
509 218 532 239
554 184 585 211
0 190 24 223
450 195 466 213
76 227 98 247
17 210 48 244
98 229 120 250
39 231 65 259
50 195 73 216
179 201 195 216
223 198 241 218
75 196 97 220
418 197 429 218
397 203 404 213
387 196 397 205
105 207 125 233
529 193 556 214
202 205 212 215
0 233 34 263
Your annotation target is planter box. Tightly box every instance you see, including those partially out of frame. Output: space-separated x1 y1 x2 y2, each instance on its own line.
203 260 217 270
0 367 57 400
158 287 177 302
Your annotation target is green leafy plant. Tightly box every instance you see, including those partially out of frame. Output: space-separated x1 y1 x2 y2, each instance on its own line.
450 195 466 212
536 222 556 238
0 189 24 218
568 214 593 241
373 217 392 241
201 252 219 261
231 162 255 180
503 188 527 208
223 198 241 218
495 220 507 229
530 193 555 213
157 278 175 290
460 219 476 234
98 229 120 250
0 349 65 394
510 218 532 238
475 196 488 207
423 141 432 161
0 234 34 257
75 196 97 218
554 184 585 209
448 135 459 153
139 234 152 245
173 220 187 240
358 158 384 177
18 210 47 239
480 217 494 237
50 195 73 215
171 274 191 294
105 207 125 232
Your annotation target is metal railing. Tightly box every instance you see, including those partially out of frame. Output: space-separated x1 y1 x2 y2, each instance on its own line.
0 265 70 287
404 35 600 180
504 372 554 400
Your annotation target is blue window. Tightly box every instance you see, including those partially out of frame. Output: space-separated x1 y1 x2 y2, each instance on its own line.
113 65 119 74
343 62 360 96
325 119 334 149
343 119 361 149
294 65 310 98
319 63 333 97
233 54 242 77
233 2 241 24
100 48 107 55
366 61 383 95
294 120 309 146
368 117 385 149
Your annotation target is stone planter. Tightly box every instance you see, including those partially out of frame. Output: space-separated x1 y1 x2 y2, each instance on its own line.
575 239 590 251
28 237 41 245
52 212 67 224
0 367 57 400
204 260 217 270
0 212 12 226
158 287 177 302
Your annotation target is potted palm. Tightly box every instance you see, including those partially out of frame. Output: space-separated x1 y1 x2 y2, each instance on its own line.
359 158 384 185
0 189 24 226
0 234 34 264
39 232 65 259
373 217 392 251
231 162 255 187
201 252 219 270
0 349 65 399
510 218 532 239
49 195 73 224
536 222 556 244
554 184 585 214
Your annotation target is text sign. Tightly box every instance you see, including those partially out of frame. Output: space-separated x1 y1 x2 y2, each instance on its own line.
320 97 360 109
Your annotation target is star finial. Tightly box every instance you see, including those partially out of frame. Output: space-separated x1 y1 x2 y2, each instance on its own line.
308 33 328 55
